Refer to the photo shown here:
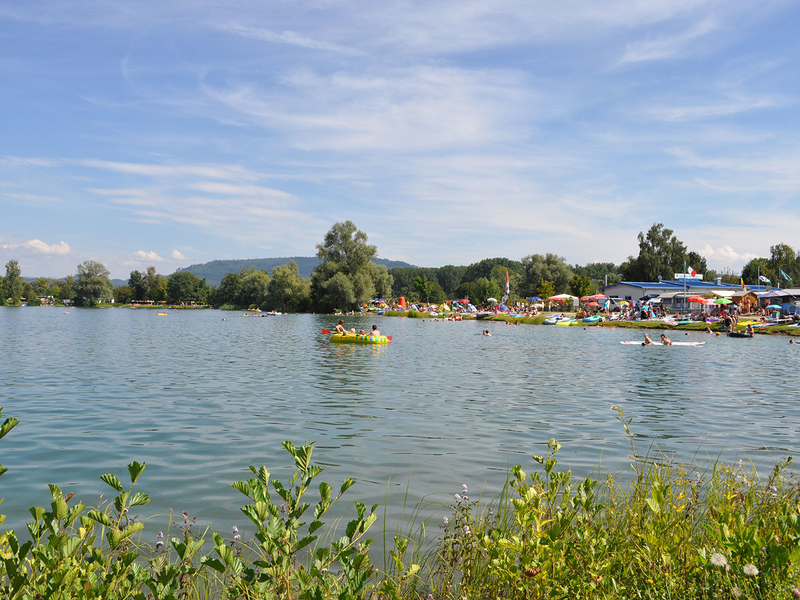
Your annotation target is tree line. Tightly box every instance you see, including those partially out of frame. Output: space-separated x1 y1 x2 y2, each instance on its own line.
3 222 797 310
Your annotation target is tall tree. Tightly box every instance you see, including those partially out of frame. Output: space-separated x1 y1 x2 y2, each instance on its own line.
3 260 23 304
413 275 432 303
741 258 769 286
73 261 113 306
569 274 594 298
768 243 799 286
166 271 210 304
128 270 147 301
621 223 687 282
521 254 573 295
238 267 271 307
311 221 379 311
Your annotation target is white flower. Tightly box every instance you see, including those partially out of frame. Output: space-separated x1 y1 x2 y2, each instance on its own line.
461 484 468 494
732 586 743 598
710 553 728 567
463 525 470 535
454 493 462 503
743 564 759 576
442 517 449 526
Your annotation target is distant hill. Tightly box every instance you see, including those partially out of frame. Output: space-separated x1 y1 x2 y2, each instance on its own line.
175 257 416 287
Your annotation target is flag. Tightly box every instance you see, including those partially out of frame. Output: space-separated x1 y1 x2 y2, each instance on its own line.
685 263 696 277
759 275 771 284
505 268 510 295
740 278 746 290
779 268 793 283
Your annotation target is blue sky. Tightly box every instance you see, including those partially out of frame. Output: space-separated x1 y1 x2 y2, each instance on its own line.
1 0 799 279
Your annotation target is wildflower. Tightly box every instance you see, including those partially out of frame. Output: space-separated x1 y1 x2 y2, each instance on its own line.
183 510 189 523
427 595 434 600
792 588 800 599
442 517 449 526
743 564 758 576
463 525 470 535
769 485 777 493
156 540 164 550
732 586 742 598
461 484 468 494
709 553 727 568
232 526 239 534
157 531 164 539
234 534 241 541
454 493 462 503
321 567 328 575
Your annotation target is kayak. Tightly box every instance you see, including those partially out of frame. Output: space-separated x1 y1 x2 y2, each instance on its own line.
620 341 706 346
330 334 389 344
582 316 603 323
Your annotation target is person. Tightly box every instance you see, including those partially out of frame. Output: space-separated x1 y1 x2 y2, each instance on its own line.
359 329 366 335
643 333 653 345
746 323 755 337
370 324 381 337
706 327 713 334
790 339 795 345
660 333 673 346
335 320 347 335
483 329 492 336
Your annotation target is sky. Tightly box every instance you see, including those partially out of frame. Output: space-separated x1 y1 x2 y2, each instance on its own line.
1 0 799 279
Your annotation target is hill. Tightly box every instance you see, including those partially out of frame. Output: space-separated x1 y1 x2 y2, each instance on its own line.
175 257 416 287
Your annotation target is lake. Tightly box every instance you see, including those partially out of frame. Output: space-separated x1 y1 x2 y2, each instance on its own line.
1 308 797 536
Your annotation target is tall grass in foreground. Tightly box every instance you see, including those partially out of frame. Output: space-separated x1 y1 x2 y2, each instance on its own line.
1 406 798 599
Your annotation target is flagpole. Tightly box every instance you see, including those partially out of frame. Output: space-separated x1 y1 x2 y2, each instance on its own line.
683 262 687 315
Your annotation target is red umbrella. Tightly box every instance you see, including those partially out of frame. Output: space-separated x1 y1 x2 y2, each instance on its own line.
590 294 606 300
686 296 706 303
458 299 470 304
580 296 591 302
587 301 599 307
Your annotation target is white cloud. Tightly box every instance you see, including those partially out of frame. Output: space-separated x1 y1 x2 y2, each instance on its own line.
647 96 779 121
222 24 363 56
171 249 187 260
0 239 71 255
617 18 718 65
133 250 165 262
698 244 759 271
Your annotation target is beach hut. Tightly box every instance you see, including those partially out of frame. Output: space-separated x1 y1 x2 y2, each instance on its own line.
731 290 757 314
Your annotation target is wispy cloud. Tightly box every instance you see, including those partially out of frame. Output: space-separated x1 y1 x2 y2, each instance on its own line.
133 250 165 262
698 244 759 270
171 249 187 260
617 18 718 65
647 96 780 121
222 24 364 56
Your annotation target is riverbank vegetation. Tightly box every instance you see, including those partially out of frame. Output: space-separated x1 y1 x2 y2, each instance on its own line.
1 407 798 599
3 222 799 312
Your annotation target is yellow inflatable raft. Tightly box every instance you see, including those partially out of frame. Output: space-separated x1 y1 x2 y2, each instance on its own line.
330 334 389 344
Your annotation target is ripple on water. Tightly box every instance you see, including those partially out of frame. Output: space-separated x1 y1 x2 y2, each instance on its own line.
0 308 798 533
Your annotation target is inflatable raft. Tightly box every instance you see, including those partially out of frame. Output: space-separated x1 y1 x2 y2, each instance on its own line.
330 334 389 344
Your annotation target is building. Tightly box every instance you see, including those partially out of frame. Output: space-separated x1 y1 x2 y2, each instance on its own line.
601 280 768 312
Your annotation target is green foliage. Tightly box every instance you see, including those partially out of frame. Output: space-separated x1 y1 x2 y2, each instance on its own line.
166 271 211 304
114 285 133 304
456 277 501 306
3 260 23 304
267 260 312 312
412 276 432 303
238 266 271 308
621 223 709 283
537 279 555 300
521 254 573 295
569 274 594 298
311 221 389 312
73 260 114 306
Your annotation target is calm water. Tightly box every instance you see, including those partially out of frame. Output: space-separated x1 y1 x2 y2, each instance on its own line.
1 308 798 535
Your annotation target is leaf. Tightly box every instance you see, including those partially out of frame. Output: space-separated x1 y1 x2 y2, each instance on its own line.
87 510 112 527
340 478 355 495
127 461 146 484
319 481 332 503
201 556 226 573
309 520 323 535
295 535 316 552
129 492 151 507
101 473 124 493
231 481 251 497
0 416 20 440
645 498 661 514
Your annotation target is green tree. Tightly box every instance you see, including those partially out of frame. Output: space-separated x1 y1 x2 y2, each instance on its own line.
538 279 555 301
463 258 523 283
371 264 393 299
32 277 53 296
470 277 501 306
621 223 687 282
427 281 447 304
741 258 769 286
521 254 573 295
768 243 799 286
166 271 210 304
114 285 133 304
569 274 594 298
22 281 42 305
311 221 378 311
215 271 243 306
413 275 432 303
144 266 167 302
4 260 23 304
685 251 708 279
128 270 146 301
238 267 271 307
489 264 519 299
59 275 74 303
436 265 466 297
73 260 113 306
267 261 312 312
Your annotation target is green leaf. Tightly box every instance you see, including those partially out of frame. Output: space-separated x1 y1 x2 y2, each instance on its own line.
101 473 124 493
645 498 661 514
340 478 355 495
309 520 323 535
295 535 316 552
127 461 145 484
87 510 112 527
201 556 226 573
231 481 251 497
129 492 151 507
61 536 82 557
319 481 332 503
0 416 20 440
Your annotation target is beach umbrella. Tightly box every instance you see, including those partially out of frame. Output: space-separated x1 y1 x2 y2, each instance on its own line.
458 299 470 304
590 294 606 300
686 296 706 303
527 296 542 301
766 304 782 310
587 301 599 307
487 298 498 303
714 298 733 304
580 296 591 302
618 300 630 305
